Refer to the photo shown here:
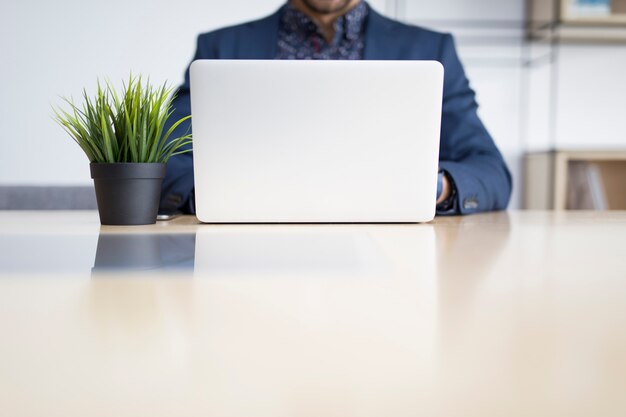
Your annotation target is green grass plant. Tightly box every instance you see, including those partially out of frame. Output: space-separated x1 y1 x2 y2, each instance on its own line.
53 75 192 164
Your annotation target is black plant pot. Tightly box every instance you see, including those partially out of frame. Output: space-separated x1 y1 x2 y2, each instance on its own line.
90 163 166 225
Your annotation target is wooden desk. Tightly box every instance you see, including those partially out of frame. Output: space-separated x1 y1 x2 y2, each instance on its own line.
1 211 625 417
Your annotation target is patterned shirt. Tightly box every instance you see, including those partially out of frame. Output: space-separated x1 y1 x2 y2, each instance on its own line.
276 1 368 60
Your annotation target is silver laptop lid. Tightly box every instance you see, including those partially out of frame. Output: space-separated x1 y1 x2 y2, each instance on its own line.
190 59 443 223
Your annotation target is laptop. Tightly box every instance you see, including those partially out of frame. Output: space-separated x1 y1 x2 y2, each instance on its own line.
190 59 443 223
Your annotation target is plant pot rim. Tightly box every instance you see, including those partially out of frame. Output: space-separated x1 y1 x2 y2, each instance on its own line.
90 162 166 166
90 162 166 180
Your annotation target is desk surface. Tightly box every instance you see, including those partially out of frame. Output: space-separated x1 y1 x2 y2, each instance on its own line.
0 211 625 417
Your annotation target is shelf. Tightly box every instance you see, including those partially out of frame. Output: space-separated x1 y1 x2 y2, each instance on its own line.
531 24 626 42
528 0 626 42
561 0 626 23
561 15 626 25
524 150 626 210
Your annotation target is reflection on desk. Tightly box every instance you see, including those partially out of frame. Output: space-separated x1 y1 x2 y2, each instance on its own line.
93 233 196 273
0 222 430 278
0 211 625 417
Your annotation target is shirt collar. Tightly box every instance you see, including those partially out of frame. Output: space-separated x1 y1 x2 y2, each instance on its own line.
281 1 368 44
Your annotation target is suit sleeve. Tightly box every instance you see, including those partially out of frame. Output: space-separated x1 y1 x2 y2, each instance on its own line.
436 34 512 215
159 34 215 214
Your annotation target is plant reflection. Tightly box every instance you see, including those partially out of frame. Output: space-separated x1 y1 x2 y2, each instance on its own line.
92 233 196 276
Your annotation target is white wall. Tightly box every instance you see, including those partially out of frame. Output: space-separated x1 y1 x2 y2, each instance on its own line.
0 0 277 184
553 45 626 150
403 0 523 20
525 44 626 153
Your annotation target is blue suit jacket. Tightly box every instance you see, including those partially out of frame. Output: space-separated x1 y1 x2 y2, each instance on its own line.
160 5 512 215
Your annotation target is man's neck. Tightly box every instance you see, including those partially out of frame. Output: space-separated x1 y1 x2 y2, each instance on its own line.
290 0 361 43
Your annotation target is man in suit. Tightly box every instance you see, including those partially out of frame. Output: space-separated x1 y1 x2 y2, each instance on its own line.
159 0 512 216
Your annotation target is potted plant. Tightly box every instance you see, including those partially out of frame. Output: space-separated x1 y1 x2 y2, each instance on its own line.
53 75 192 225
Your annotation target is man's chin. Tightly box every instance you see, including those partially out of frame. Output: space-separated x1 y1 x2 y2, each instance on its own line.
301 0 354 14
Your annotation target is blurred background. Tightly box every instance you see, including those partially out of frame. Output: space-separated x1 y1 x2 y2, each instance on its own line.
1 0 625 210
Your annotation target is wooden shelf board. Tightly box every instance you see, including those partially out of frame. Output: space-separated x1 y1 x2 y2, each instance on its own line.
526 150 626 160
560 15 626 25
530 25 626 42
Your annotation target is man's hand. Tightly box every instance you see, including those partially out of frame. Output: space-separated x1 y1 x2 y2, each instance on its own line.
436 174 451 205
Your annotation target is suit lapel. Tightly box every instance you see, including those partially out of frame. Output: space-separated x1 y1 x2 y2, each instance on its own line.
363 7 401 60
239 9 282 59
